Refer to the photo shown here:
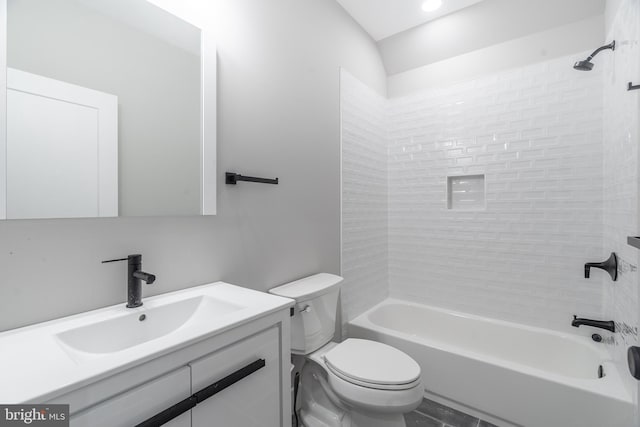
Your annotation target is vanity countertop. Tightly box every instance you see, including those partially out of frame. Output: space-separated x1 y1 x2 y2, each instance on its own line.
0 282 294 403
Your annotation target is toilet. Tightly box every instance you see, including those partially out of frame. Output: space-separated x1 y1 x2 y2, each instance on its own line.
269 273 423 427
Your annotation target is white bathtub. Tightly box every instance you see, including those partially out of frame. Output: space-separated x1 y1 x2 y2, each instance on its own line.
348 299 634 427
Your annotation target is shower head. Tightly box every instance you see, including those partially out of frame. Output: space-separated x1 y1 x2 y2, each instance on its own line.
573 41 615 71
573 60 594 71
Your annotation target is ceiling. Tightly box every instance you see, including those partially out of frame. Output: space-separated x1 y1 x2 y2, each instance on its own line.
335 0 485 41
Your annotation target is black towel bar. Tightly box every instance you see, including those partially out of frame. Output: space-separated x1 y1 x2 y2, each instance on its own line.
226 172 278 185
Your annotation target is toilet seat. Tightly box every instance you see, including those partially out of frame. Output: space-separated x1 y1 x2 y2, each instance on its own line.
323 339 421 391
324 362 424 414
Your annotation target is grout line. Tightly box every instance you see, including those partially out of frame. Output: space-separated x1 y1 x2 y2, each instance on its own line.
414 410 438 420
413 410 447 426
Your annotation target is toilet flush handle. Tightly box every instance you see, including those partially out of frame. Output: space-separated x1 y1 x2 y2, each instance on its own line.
300 305 312 313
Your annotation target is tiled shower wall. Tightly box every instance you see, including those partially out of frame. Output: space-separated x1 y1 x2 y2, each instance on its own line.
340 70 389 327
602 0 640 398
386 55 605 331
342 54 610 333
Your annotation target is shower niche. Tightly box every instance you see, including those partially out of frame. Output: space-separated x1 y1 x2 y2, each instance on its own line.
447 175 485 210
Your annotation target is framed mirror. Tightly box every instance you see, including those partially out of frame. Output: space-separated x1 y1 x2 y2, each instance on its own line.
0 0 216 219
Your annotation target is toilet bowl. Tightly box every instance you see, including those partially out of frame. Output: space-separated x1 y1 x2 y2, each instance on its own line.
269 274 423 427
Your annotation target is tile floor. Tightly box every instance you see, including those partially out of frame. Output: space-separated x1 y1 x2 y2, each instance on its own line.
404 398 500 427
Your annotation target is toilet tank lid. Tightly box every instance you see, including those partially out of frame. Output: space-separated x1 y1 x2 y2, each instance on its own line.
269 273 343 301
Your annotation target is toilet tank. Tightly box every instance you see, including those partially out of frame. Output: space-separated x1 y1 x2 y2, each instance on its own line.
269 273 343 355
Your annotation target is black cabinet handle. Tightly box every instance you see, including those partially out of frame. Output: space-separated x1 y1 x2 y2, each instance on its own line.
136 359 266 427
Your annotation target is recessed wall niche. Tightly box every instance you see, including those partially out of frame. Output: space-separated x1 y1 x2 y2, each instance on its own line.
447 175 485 210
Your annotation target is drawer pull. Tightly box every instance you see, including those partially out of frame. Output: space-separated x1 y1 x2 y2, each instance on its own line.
136 358 266 427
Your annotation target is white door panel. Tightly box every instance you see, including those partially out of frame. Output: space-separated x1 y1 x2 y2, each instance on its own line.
8 90 99 218
5 68 118 219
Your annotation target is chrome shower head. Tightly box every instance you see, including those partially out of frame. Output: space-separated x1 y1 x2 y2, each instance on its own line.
573 41 615 71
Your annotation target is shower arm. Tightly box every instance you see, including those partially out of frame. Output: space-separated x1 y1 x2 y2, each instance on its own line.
586 41 616 61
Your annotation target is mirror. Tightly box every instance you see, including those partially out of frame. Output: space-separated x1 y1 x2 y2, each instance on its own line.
0 0 216 219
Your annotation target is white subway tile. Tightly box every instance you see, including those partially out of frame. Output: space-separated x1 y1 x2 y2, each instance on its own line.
342 45 636 359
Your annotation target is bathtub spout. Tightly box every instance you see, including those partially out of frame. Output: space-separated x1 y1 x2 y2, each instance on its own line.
572 315 616 332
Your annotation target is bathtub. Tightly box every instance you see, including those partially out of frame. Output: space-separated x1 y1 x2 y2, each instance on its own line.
348 299 634 427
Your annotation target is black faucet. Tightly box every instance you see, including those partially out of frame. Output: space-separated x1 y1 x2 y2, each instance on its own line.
102 254 156 308
584 252 618 281
572 315 616 333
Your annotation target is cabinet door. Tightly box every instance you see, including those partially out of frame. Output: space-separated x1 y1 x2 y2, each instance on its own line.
70 367 191 427
190 327 280 427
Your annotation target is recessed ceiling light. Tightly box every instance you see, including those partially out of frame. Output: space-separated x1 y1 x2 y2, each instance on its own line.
422 0 443 12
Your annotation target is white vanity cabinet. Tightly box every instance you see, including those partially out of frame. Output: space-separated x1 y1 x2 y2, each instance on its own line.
44 308 292 427
1 283 294 426
70 367 192 427
69 327 281 426
190 327 280 427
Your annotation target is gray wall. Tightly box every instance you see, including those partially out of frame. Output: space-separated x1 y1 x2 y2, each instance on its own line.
0 0 387 331
8 0 201 216
387 15 605 97
378 0 605 76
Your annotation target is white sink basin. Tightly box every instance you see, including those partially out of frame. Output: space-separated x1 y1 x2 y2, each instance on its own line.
0 282 294 404
56 296 244 357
